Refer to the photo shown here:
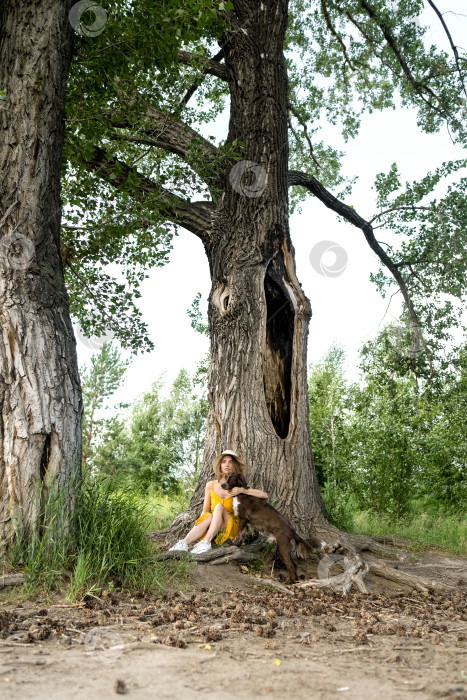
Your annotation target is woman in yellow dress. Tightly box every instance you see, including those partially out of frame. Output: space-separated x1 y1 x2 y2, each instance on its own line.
169 449 268 554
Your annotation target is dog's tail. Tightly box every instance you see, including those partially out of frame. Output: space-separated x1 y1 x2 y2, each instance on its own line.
294 533 326 559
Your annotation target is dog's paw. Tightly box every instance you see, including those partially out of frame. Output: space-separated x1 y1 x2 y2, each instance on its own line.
324 539 345 554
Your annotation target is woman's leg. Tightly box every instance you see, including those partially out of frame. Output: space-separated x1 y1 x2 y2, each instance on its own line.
203 503 229 543
183 515 213 545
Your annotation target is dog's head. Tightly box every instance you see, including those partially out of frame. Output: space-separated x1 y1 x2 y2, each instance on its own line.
221 472 248 492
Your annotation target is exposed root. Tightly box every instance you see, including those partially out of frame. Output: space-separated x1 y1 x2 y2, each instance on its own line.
366 557 454 593
209 549 261 566
255 577 295 595
153 514 457 596
297 557 369 595
371 534 412 549
347 533 408 559
156 542 265 565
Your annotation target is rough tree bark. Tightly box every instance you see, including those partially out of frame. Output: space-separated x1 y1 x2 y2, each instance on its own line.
166 0 327 542
0 0 81 546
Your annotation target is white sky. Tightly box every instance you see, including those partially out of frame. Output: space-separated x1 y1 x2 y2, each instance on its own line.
75 1 467 402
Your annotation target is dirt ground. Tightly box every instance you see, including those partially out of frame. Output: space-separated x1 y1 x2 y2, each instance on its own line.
1 548 466 700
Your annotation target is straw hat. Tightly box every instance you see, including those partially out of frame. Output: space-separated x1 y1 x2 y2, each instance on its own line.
212 449 247 474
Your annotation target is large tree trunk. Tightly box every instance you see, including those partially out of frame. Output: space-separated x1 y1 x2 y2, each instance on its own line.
188 0 325 538
0 0 81 546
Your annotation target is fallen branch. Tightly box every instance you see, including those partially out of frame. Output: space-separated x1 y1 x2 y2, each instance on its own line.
256 578 295 595
0 573 24 589
367 557 454 593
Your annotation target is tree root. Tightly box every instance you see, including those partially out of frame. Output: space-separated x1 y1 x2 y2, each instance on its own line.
152 516 457 596
297 557 369 595
366 557 454 593
346 533 409 559
156 542 266 565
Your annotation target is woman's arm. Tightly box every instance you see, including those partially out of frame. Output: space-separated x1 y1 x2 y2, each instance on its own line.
200 481 212 514
229 486 268 499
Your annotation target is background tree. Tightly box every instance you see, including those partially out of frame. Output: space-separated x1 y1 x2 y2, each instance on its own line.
80 342 131 469
61 0 467 548
308 344 353 524
307 330 467 526
308 344 348 489
89 369 208 491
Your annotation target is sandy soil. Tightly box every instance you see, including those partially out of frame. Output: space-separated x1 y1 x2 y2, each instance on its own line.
1 549 466 700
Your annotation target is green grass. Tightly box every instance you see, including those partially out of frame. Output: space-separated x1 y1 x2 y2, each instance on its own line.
5 474 192 599
322 487 467 556
349 509 467 555
149 489 193 530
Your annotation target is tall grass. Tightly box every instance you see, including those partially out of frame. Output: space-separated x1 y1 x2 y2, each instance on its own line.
6 473 191 599
350 509 467 555
149 490 193 530
322 489 466 555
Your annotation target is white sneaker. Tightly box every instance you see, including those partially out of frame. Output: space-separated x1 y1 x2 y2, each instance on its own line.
191 541 212 555
169 539 188 552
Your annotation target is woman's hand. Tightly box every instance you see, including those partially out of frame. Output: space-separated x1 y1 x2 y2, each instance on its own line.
227 486 244 496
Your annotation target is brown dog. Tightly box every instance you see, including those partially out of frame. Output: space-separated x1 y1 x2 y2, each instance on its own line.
222 473 325 583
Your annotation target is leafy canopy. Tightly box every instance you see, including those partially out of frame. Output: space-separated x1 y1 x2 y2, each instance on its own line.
63 0 467 357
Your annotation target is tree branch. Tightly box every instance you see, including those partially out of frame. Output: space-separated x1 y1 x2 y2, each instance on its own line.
358 0 447 120
82 145 213 241
109 105 219 191
287 102 321 170
288 169 434 378
320 0 355 71
177 49 228 82
426 0 467 101
174 48 227 115
369 204 431 224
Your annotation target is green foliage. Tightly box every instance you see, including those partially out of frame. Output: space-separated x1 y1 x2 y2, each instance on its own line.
89 369 208 492
187 292 209 337
64 0 230 349
187 292 210 388
81 342 131 469
350 505 467 556
308 343 350 490
8 473 190 598
309 327 467 524
61 0 467 354
150 490 193 531
346 375 424 518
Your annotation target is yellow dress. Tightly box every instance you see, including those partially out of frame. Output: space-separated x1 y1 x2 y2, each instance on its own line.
195 480 239 545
